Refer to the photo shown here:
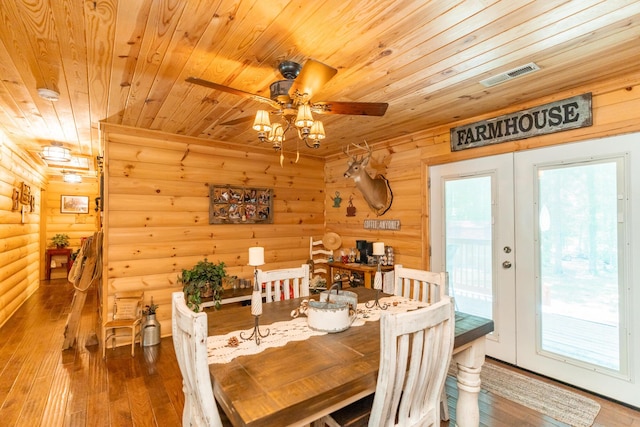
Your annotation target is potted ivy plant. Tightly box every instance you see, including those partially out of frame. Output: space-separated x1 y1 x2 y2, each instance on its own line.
179 258 226 312
51 233 70 248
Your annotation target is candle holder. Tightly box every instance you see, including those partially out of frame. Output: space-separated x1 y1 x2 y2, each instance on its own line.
241 248 270 345
366 243 388 310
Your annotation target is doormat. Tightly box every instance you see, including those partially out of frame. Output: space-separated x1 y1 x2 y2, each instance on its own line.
449 362 601 426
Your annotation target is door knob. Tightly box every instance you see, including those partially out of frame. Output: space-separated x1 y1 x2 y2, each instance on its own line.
502 261 512 269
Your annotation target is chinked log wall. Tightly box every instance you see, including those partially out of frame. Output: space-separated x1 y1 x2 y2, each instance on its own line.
324 76 640 271
101 124 326 336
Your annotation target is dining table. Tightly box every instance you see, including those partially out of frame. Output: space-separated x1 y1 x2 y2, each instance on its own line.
206 287 494 427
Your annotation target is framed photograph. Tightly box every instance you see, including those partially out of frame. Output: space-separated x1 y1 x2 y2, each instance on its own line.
61 195 89 214
209 185 273 224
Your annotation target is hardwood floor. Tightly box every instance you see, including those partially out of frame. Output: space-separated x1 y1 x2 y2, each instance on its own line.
0 279 638 427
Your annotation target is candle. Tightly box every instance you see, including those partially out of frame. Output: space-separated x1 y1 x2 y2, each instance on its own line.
248 246 264 266
251 289 263 316
373 242 385 256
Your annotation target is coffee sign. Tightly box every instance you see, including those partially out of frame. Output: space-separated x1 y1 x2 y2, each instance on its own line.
450 93 592 152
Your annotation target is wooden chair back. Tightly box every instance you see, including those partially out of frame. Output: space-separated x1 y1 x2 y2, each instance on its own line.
393 264 448 304
256 264 310 302
102 291 144 358
310 237 333 280
172 292 224 427
370 296 455 426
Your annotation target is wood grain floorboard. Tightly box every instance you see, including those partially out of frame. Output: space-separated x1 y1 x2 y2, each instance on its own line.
0 279 638 426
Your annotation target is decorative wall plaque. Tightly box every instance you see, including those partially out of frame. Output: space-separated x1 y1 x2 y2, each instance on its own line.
363 219 401 230
209 185 273 224
450 93 592 152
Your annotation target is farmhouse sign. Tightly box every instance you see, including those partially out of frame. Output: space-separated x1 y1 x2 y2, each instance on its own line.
450 93 592 152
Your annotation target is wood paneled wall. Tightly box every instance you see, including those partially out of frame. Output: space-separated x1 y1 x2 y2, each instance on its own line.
325 76 640 272
42 178 100 278
0 134 45 328
101 124 325 334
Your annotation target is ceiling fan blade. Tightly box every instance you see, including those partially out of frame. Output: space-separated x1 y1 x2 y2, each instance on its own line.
220 115 255 126
186 77 281 109
312 101 388 116
288 59 337 100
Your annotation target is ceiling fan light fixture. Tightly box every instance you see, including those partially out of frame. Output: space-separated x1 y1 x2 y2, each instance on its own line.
63 171 82 183
252 110 272 132
41 144 71 162
37 87 60 101
270 123 284 143
309 121 325 140
295 104 313 128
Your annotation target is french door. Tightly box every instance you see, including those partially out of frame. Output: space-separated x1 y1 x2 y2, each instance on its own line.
430 134 640 407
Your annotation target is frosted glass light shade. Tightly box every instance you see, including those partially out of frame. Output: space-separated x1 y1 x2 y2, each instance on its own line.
42 145 71 162
295 104 313 128
309 121 325 140
252 110 272 132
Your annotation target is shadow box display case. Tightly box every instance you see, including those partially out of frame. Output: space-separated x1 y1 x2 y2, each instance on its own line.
209 185 273 224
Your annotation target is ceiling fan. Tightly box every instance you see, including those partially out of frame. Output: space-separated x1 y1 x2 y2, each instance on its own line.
186 59 388 161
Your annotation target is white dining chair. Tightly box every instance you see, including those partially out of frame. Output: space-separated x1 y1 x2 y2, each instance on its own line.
322 296 455 427
172 292 231 427
309 236 333 281
394 264 451 420
256 264 310 302
393 264 448 304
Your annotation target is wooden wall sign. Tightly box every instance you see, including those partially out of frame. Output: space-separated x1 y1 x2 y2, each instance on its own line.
363 219 401 230
209 185 273 224
450 93 592 152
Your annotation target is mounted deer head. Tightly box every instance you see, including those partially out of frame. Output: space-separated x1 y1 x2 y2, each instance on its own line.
343 141 393 216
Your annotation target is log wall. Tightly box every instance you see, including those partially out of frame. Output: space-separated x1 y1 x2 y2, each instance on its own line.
0 135 46 328
325 76 640 271
101 124 326 335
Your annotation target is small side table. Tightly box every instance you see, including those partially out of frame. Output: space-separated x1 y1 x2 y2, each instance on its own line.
45 248 72 280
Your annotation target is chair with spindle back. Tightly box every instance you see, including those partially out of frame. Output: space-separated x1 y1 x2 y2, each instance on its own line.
256 264 310 303
321 296 455 427
394 265 451 420
102 291 144 358
172 292 232 427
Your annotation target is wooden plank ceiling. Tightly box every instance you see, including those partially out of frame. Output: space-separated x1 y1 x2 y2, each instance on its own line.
1 0 639 177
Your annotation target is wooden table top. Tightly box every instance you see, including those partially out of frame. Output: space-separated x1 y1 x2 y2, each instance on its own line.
206 287 494 427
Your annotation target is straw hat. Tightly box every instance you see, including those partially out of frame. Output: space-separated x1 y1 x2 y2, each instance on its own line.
322 232 342 250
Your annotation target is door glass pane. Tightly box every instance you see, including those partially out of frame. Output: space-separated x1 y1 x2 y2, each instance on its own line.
445 176 493 319
537 161 620 370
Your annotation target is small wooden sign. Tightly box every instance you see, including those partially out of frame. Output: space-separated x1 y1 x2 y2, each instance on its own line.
363 219 401 230
450 93 592 152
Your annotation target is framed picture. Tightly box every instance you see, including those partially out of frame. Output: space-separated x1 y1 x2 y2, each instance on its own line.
61 195 89 214
209 185 273 224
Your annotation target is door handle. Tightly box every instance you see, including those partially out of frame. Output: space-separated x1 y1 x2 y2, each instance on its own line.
502 261 512 269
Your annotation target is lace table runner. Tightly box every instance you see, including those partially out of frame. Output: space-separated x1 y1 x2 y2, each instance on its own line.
207 295 428 364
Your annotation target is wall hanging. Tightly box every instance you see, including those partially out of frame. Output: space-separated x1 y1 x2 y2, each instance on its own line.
209 185 273 224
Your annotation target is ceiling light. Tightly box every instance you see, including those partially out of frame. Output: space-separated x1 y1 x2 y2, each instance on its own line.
41 144 71 162
37 88 60 101
254 103 325 155
63 172 82 183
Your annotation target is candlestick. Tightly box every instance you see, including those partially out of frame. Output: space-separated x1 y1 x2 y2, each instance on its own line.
241 248 269 344
366 246 388 310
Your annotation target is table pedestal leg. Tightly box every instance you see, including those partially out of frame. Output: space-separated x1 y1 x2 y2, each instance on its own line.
452 338 486 427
